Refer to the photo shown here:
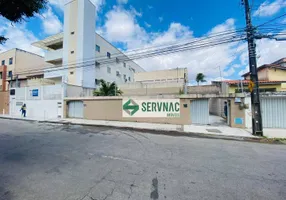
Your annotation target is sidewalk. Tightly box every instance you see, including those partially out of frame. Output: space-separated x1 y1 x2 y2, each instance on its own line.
0 114 261 139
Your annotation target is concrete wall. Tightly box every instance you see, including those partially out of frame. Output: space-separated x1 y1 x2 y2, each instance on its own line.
64 97 191 125
9 85 63 119
0 91 9 114
229 99 246 128
134 68 187 83
188 85 220 94
209 98 224 116
121 87 182 96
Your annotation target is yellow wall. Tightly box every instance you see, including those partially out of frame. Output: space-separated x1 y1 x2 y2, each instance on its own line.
228 84 282 93
64 98 191 125
245 68 269 80
15 49 46 79
268 68 286 81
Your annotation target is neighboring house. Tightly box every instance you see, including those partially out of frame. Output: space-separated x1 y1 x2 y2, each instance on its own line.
0 48 46 91
32 0 144 89
213 57 286 94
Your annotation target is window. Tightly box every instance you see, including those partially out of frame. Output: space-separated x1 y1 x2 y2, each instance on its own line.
116 58 120 63
116 71 121 77
1 60 5 65
128 77 131 82
71 31 75 35
0 72 2 79
95 62 100 67
96 45 100 52
95 79 99 85
107 52 111 59
70 71 74 75
9 58 13 65
107 67 111 73
123 62 126 68
8 71 12 78
124 74 127 81
71 51 74 54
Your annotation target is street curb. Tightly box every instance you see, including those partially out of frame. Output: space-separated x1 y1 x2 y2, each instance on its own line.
0 116 38 122
40 120 270 144
0 116 284 144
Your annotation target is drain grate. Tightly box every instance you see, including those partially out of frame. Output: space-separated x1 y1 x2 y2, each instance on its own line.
206 129 222 133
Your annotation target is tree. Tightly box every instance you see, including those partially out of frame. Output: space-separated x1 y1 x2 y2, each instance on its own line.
196 73 206 85
93 79 123 96
0 0 47 44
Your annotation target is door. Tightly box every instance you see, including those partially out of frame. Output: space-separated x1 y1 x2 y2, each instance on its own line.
261 97 286 128
191 99 210 125
68 101 84 118
57 102 62 118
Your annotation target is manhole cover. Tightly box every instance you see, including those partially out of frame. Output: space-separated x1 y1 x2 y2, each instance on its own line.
206 129 222 133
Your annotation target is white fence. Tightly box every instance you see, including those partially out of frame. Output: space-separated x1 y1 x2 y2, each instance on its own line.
9 85 63 119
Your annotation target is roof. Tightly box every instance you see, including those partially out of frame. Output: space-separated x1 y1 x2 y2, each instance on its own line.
242 64 286 77
32 33 64 50
213 80 286 85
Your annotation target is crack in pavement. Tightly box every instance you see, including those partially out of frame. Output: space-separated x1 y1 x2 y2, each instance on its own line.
102 187 115 200
75 170 112 200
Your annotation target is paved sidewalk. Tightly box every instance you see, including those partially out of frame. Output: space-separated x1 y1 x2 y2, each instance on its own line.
0 114 259 139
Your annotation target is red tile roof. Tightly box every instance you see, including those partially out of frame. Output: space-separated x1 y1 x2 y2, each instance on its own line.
217 80 286 85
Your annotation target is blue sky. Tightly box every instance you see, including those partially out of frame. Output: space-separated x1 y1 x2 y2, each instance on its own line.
0 0 286 83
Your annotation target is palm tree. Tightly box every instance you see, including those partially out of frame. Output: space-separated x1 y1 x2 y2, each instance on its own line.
93 79 123 96
196 73 206 85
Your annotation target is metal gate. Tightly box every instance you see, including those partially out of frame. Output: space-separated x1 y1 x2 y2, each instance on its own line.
68 101 84 118
191 99 210 124
261 97 286 128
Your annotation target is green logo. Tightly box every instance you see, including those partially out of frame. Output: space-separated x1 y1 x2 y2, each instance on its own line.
123 99 139 116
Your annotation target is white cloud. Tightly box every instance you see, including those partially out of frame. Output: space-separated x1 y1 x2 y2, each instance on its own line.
49 0 105 11
253 0 286 17
223 68 235 77
99 5 286 82
144 22 151 28
39 6 63 35
117 0 128 4
0 17 43 56
159 17 164 22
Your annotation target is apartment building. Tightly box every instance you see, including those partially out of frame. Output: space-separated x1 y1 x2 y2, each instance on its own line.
32 0 144 89
0 48 46 91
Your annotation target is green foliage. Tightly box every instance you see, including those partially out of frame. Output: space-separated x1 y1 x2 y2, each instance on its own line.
196 73 206 85
0 0 47 44
93 79 123 96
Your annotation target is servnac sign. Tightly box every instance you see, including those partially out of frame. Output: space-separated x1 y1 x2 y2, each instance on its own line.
122 99 180 118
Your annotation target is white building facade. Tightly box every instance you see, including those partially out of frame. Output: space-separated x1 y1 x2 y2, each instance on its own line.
32 0 144 89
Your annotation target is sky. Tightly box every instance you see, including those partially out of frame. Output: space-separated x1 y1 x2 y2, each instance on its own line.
0 0 286 84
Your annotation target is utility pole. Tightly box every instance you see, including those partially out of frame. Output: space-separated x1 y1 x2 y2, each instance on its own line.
242 0 263 136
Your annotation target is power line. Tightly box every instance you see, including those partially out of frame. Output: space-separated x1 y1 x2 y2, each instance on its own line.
14 28 247 75
256 13 286 28
14 35 246 76
14 31 246 76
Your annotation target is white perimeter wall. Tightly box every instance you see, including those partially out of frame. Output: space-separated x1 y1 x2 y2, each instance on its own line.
9 85 64 120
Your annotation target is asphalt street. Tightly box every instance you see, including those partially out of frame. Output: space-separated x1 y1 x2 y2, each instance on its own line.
0 119 286 200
